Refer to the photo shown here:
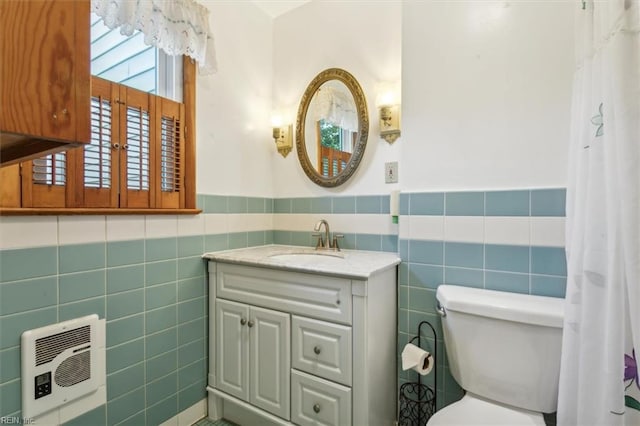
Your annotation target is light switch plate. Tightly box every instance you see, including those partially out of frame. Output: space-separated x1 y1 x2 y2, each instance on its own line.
385 162 398 183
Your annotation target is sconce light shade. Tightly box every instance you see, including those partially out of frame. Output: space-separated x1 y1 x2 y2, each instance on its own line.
273 124 293 157
379 104 401 144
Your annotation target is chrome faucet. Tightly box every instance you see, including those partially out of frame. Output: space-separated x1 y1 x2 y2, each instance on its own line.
313 219 331 249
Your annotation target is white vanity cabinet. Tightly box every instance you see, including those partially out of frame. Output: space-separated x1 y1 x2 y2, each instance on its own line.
216 299 291 419
205 246 399 426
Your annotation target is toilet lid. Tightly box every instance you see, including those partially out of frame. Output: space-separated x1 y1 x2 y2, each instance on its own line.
426 394 546 426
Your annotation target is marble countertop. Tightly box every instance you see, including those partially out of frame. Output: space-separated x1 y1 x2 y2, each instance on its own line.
203 244 401 279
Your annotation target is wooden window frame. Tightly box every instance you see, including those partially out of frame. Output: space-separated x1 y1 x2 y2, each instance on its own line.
0 57 198 215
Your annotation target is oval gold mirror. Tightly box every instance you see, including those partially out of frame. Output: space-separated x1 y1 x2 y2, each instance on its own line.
295 68 369 187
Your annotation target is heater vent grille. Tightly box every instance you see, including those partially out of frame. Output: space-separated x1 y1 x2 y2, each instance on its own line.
55 352 91 387
35 326 90 366
22 315 104 419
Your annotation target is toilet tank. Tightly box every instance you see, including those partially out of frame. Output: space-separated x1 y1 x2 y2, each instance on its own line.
436 285 564 413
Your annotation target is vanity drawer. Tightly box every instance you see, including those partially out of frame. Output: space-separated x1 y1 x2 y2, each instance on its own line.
291 370 351 426
292 316 352 386
216 263 352 324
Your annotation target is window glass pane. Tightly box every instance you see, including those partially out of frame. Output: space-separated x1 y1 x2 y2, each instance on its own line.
90 13 181 101
319 120 343 151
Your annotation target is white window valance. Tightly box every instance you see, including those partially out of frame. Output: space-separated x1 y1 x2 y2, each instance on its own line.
92 0 217 74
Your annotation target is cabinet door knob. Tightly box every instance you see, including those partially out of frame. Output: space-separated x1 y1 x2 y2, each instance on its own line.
247 320 255 328
313 403 321 413
112 143 120 150
240 318 247 326
314 346 321 355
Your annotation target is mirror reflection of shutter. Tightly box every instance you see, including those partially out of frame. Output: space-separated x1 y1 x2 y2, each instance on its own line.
77 77 118 208
21 152 67 207
319 146 351 179
320 146 335 178
322 158 329 178
119 86 153 208
156 97 185 209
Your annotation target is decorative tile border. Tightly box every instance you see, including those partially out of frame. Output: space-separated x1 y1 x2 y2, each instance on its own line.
400 188 566 217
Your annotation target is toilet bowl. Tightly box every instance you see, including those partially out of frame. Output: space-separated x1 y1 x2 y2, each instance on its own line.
426 285 564 425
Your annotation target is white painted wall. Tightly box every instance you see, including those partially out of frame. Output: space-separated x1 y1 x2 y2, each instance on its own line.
272 1 402 197
270 0 573 197
197 1 275 197
402 1 574 192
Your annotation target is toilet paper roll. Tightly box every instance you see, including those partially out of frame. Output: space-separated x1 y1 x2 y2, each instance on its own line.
401 343 434 376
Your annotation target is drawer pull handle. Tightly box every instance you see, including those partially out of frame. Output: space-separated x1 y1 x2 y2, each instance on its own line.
247 320 255 328
313 404 321 413
314 346 321 355
240 318 247 326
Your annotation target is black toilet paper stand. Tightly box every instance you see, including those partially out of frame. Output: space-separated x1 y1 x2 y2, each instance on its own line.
398 320 438 426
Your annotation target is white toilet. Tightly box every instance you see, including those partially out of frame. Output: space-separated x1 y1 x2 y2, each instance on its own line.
427 285 564 425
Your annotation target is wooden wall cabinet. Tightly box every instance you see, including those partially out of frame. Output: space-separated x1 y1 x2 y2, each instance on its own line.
0 0 90 167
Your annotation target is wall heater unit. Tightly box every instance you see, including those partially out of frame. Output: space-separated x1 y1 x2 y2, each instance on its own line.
21 314 102 419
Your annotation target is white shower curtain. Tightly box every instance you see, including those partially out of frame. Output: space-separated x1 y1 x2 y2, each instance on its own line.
557 1 640 425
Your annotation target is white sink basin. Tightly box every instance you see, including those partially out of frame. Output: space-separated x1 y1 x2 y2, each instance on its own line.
268 250 345 265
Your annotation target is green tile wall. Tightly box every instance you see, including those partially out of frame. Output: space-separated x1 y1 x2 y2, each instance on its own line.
272 194 392 215
0 195 279 424
0 236 207 425
0 190 567 423
272 190 566 410
397 188 568 409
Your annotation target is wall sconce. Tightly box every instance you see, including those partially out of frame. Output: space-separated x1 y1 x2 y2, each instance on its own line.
379 104 401 144
376 84 401 144
271 115 293 157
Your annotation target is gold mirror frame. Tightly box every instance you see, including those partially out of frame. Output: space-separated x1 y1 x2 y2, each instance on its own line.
295 68 369 187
